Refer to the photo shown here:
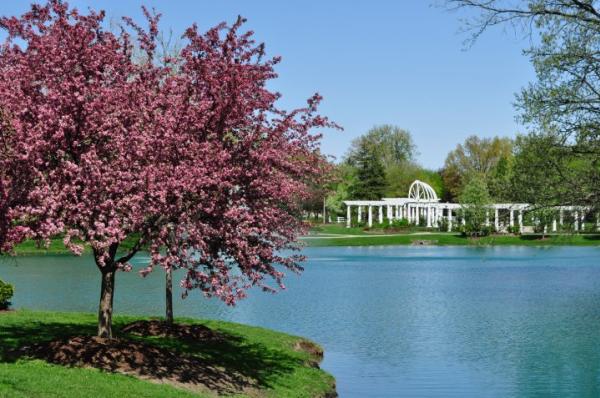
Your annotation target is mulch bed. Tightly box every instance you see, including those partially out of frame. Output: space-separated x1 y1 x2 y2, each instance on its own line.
121 319 224 342
15 328 257 395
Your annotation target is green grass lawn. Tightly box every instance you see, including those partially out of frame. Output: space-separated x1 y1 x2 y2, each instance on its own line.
305 224 600 247
0 310 336 398
10 226 600 255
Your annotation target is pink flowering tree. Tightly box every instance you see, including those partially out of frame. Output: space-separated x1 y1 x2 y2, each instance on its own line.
0 110 34 251
141 16 336 320
0 1 335 338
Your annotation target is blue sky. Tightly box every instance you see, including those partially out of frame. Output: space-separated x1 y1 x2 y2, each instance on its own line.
1 1 535 169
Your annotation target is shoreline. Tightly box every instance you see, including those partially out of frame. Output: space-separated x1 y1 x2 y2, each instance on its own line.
0 309 337 398
303 228 600 247
5 231 600 256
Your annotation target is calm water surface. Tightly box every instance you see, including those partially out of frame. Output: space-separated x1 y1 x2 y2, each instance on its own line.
3 246 600 397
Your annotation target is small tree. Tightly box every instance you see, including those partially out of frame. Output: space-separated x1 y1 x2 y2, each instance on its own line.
0 279 14 310
459 175 492 237
530 208 558 239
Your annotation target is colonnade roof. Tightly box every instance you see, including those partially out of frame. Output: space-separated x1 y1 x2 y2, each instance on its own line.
342 180 591 211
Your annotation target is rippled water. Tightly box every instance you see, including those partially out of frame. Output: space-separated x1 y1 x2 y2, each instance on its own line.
3 246 600 397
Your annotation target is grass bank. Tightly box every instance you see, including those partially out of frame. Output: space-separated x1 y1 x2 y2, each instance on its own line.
304 224 600 247
0 310 336 398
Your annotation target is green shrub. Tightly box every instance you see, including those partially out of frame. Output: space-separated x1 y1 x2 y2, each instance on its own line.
437 217 449 232
459 224 492 238
0 279 14 310
507 225 521 235
391 219 410 228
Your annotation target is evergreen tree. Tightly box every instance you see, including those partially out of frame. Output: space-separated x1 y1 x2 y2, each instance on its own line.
349 145 387 200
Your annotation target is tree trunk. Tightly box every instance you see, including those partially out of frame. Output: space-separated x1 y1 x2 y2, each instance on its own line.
98 269 116 338
165 268 173 324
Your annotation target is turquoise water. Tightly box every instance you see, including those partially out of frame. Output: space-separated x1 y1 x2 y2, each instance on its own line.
2 246 600 397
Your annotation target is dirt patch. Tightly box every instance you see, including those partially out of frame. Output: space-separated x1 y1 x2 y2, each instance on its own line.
411 240 437 246
121 320 223 342
294 339 324 368
17 336 259 396
294 339 323 358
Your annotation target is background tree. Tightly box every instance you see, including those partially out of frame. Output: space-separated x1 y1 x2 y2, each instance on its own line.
348 144 387 200
346 125 416 169
509 134 574 205
459 175 492 237
447 0 600 209
487 154 514 202
341 125 445 201
385 162 445 199
324 163 355 216
441 135 513 200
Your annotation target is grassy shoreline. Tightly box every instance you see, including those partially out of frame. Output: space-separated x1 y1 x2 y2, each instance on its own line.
303 224 600 247
7 227 600 256
0 310 336 398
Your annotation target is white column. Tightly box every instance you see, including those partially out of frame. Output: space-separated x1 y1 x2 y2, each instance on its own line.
346 205 351 228
378 206 383 224
518 210 523 233
485 210 490 227
387 205 392 220
357 206 362 223
581 211 585 231
552 219 557 232
509 210 514 227
574 211 579 231
494 208 499 231
426 206 432 228
448 208 453 232
368 206 373 228
559 209 564 226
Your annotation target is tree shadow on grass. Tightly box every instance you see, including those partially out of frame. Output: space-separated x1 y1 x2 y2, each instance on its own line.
0 319 306 395
518 234 547 241
582 234 600 241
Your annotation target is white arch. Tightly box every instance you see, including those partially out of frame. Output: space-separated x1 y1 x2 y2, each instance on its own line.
408 180 438 202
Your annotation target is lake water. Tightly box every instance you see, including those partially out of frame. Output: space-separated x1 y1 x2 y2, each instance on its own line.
2 246 600 397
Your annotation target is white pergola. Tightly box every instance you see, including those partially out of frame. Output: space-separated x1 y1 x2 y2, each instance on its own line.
343 180 593 233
